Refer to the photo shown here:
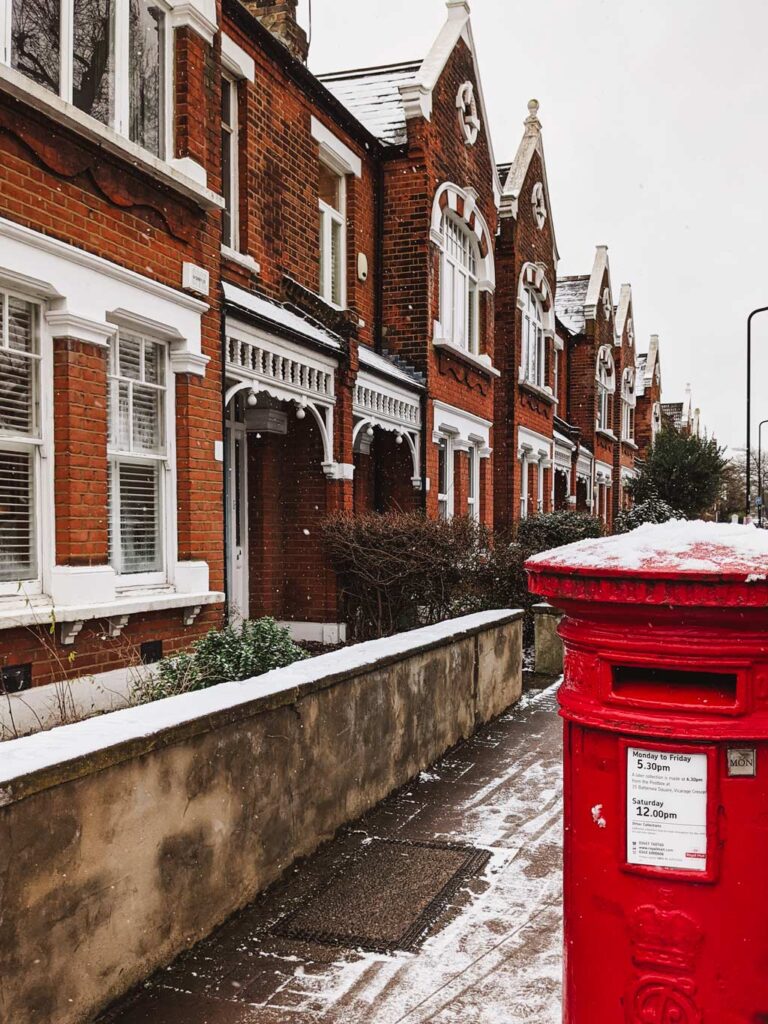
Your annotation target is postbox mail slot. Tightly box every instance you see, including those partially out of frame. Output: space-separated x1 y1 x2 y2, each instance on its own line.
611 665 739 710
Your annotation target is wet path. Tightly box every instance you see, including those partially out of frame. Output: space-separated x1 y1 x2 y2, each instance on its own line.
102 680 563 1024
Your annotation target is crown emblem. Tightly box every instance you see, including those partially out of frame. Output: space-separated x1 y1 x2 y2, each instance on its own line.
629 901 703 975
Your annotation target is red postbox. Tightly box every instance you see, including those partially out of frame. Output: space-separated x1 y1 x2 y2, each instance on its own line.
525 521 768 1024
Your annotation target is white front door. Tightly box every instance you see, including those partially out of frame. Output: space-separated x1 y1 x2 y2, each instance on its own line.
227 421 249 623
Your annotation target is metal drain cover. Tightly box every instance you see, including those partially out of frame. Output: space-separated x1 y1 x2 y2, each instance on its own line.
272 838 490 954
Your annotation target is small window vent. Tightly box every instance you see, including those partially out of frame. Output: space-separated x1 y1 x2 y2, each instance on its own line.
1 663 32 694
140 640 163 665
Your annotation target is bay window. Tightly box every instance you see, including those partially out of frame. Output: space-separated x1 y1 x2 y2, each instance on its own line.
522 287 545 388
0 291 41 589
318 161 345 308
108 331 167 578
8 0 170 157
441 214 479 353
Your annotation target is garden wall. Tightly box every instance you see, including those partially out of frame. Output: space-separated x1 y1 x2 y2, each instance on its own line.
0 610 522 1024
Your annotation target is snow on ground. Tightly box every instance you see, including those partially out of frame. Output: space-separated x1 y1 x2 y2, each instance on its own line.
262 681 564 1024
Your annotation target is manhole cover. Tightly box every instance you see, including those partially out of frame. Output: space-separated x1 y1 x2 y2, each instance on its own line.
272 838 489 953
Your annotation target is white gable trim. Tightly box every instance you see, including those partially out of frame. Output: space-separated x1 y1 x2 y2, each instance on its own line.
310 117 362 178
399 2 502 208
584 245 614 329
500 100 559 262
615 282 633 345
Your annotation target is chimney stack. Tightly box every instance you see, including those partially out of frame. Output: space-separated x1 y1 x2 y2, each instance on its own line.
245 0 309 63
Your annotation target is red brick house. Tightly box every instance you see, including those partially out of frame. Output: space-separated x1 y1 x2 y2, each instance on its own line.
613 283 639 515
0 0 670 709
556 246 622 529
0 0 226 703
323 0 500 532
635 334 663 459
494 100 560 529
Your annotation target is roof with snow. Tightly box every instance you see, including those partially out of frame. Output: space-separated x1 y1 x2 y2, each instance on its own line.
319 62 420 146
555 275 589 334
223 282 342 351
359 344 424 389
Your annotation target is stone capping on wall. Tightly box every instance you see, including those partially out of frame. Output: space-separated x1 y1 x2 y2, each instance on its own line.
0 610 522 807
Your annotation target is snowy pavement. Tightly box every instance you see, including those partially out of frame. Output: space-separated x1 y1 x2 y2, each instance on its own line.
104 679 563 1024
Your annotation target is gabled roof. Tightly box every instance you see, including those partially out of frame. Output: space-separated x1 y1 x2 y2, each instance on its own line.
319 62 420 146
635 334 661 397
320 1 502 205
555 275 589 335
499 100 559 262
583 245 613 324
615 283 632 344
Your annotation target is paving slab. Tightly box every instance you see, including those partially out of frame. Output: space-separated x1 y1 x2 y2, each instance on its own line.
101 679 563 1024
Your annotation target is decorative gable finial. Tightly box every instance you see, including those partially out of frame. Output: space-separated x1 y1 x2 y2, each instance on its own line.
525 99 541 132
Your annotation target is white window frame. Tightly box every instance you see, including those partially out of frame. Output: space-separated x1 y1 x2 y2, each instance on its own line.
520 452 529 519
466 444 480 521
0 288 49 597
437 433 453 520
220 71 239 252
596 349 616 432
4 0 173 158
621 399 635 442
318 159 346 309
440 212 479 354
107 330 175 588
522 287 546 388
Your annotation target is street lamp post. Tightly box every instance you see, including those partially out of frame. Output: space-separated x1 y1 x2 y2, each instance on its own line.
759 419 768 528
746 307 768 519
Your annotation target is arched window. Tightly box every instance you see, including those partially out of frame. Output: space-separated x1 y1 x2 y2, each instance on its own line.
440 213 479 353
522 287 545 388
596 346 616 432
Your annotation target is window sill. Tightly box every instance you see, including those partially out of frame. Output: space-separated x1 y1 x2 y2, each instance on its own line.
518 379 556 404
221 246 261 275
0 588 224 631
621 438 639 451
433 339 500 377
596 428 618 442
0 64 224 211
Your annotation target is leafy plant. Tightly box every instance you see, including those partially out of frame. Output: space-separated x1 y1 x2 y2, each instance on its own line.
629 428 727 519
515 510 604 558
614 495 681 534
130 618 307 704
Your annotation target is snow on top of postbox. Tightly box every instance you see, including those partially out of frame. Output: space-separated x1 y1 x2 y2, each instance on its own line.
526 520 768 578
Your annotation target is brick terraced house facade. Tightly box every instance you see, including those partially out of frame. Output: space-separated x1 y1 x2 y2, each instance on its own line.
0 0 665 705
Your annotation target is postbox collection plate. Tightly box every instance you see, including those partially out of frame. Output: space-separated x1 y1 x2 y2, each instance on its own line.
620 739 719 883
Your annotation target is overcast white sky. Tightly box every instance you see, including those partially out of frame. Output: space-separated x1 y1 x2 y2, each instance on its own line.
295 0 768 453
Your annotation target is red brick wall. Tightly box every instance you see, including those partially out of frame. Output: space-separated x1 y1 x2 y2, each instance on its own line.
0 607 221 690
494 148 558 530
0 22 225 686
53 339 109 566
